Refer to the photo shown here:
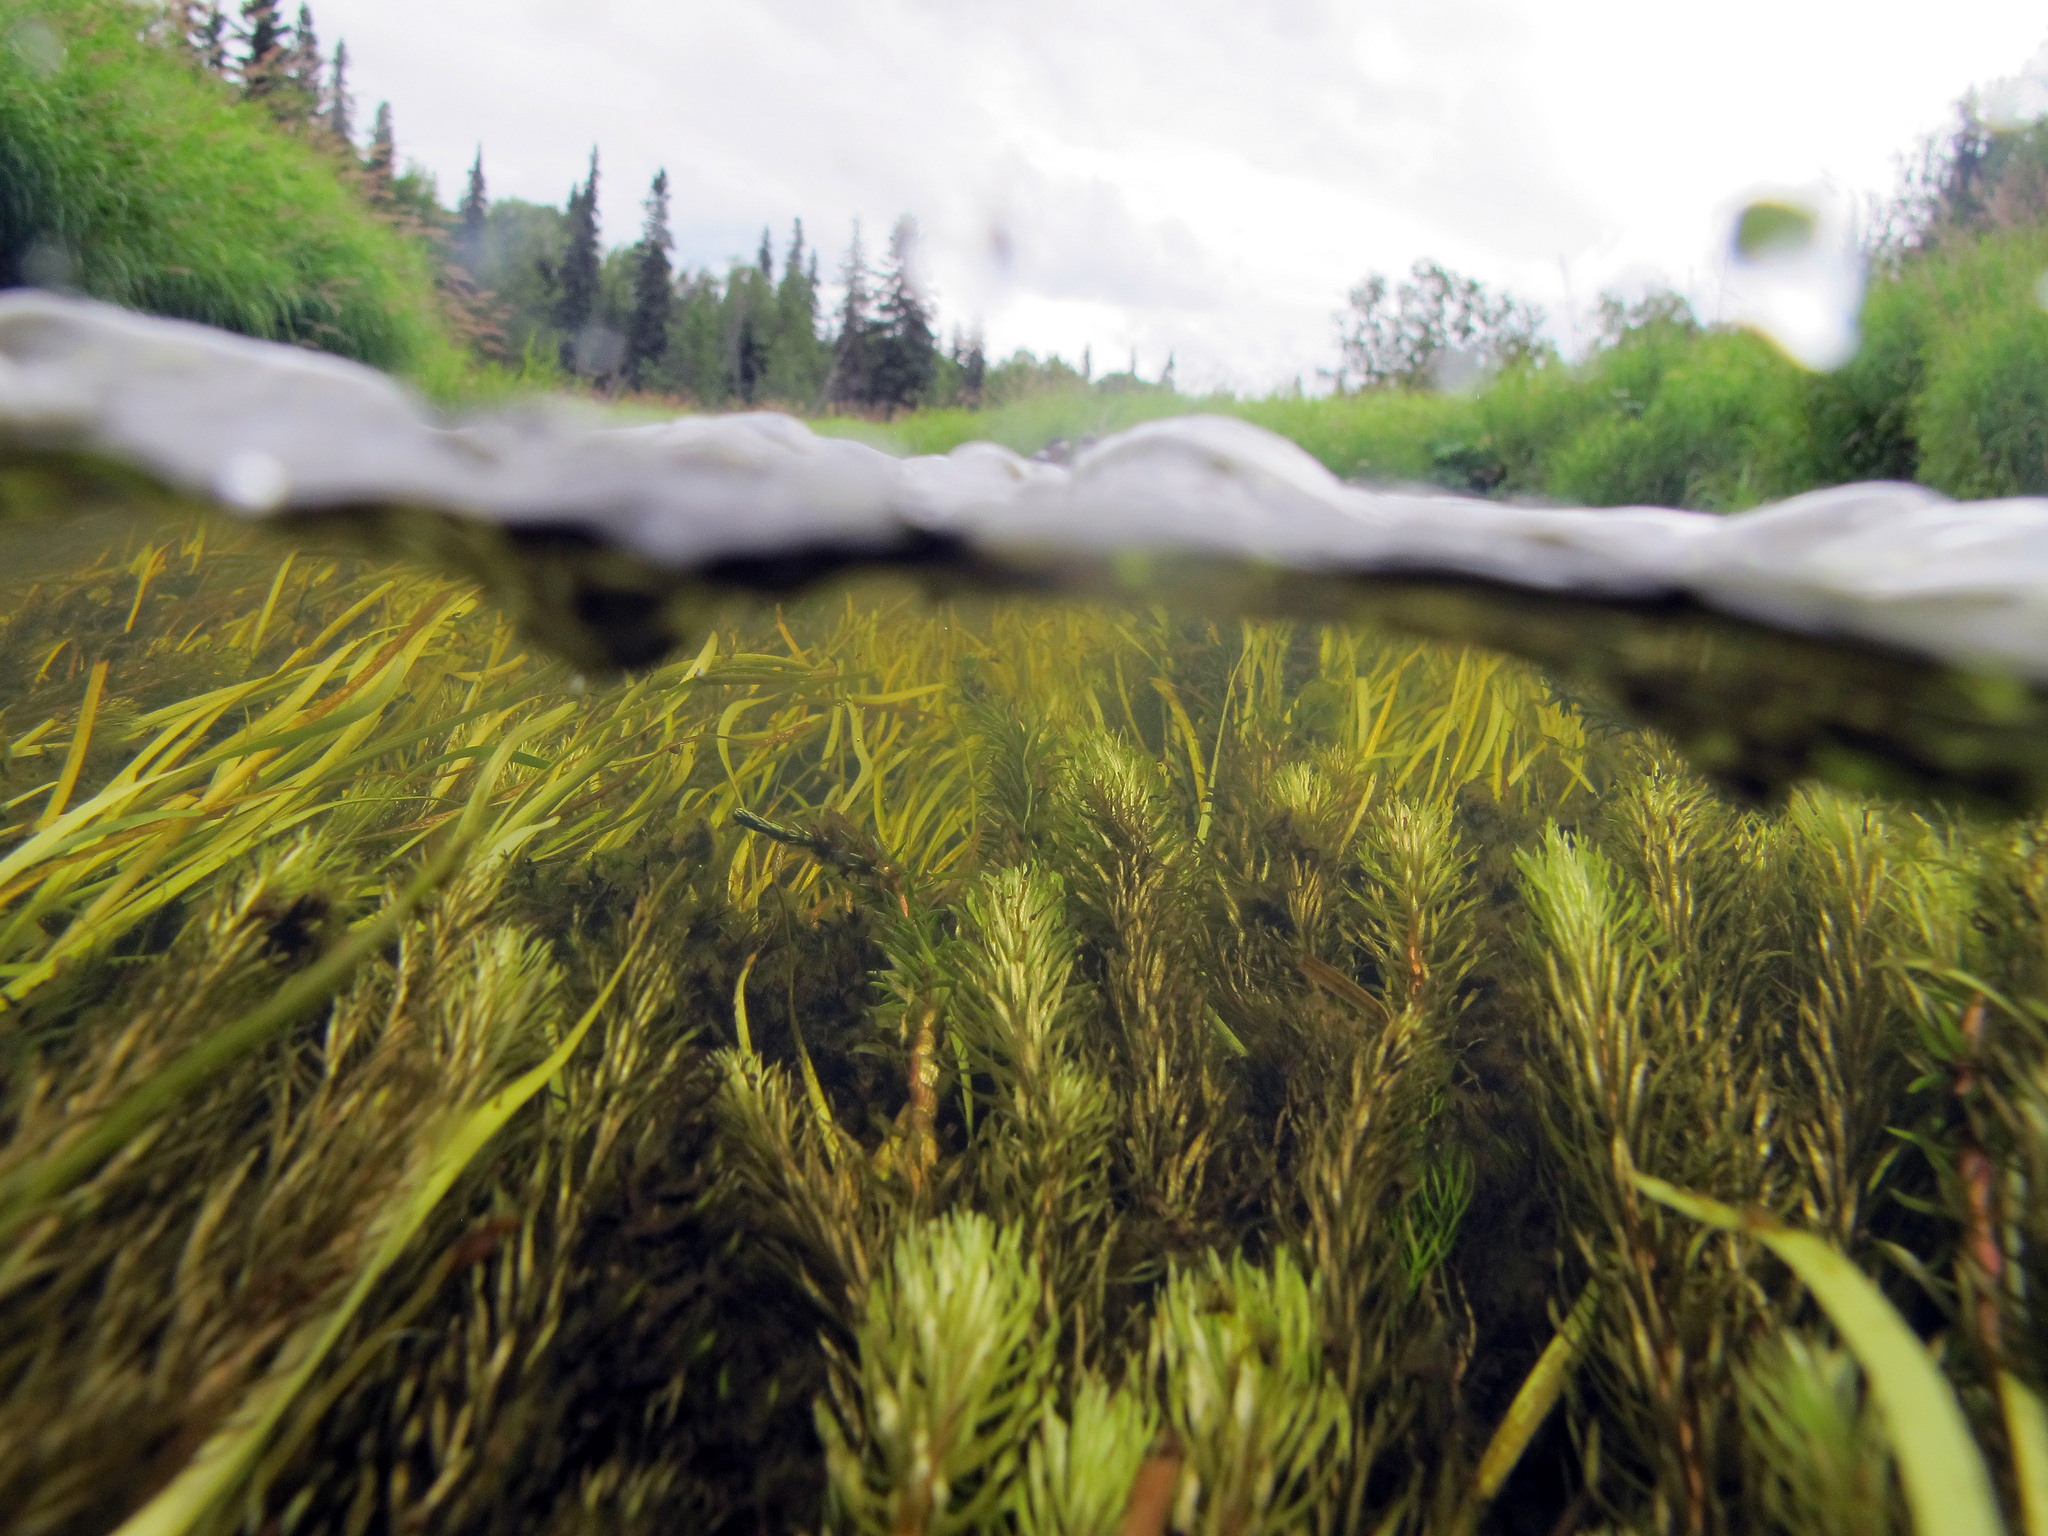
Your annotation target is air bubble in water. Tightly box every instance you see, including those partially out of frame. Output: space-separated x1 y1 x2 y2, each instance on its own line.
1724 191 1863 372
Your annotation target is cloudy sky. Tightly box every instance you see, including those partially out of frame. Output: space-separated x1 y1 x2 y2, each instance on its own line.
311 0 2048 393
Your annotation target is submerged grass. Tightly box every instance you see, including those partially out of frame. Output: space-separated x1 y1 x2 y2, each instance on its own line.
4 512 2048 1536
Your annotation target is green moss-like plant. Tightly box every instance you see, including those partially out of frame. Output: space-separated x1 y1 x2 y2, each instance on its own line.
0 517 2046 1536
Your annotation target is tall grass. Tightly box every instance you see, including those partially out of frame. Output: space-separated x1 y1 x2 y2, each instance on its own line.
811 389 1215 461
1892 224 2048 497
0 0 464 381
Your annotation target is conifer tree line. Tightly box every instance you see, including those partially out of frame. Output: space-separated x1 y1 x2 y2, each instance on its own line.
162 0 410 211
159 0 508 360
141 5 1193 410
165 1 352 145
147 2 1167 412
502 149 987 411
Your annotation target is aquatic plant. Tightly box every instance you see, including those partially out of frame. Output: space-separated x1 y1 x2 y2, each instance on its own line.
3 510 2048 1536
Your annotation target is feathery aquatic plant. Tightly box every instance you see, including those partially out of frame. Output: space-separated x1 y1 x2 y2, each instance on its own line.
4 518 2048 1535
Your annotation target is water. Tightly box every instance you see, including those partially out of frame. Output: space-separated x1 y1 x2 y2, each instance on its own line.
10 289 2048 812
3 301 2047 1533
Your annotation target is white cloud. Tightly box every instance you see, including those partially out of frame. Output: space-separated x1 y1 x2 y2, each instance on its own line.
946 156 1233 313
313 0 2048 391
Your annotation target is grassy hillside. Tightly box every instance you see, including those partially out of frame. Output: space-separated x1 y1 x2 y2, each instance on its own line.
0 0 471 388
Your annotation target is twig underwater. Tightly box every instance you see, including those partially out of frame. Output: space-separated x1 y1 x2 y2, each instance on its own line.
9 290 2048 1533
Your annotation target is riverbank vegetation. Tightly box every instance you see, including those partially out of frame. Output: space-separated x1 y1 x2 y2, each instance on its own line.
0 0 530 396
841 208 2048 510
14 1 2048 506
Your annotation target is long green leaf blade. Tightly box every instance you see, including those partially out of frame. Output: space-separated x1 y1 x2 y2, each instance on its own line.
1634 1172 2005 1536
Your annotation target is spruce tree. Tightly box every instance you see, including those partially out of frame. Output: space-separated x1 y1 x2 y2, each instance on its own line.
964 328 987 406
869 214 937 413
626 169 675 390
457 149 488 270
365 101 395 181
784 219 806 288
717 256 770 404
324 39 353 145
669 273 725 404
237 0 285 95
735 309 768 403
825 220 872 408
757 227 773 281
196 5 228 73
553 148 603 374
768 217 825 403
284 5 320 108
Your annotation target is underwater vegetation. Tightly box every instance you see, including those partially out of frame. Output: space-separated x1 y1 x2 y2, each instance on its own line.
2 519 2048 1536
13 5 2048 1531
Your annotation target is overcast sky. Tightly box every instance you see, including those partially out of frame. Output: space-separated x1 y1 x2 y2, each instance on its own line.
310 0 2048 393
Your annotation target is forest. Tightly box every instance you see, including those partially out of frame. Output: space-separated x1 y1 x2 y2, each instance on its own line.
15 6 2048 1536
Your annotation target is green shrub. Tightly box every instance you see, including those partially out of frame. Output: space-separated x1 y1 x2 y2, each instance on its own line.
1473 359 1607 494
1545 330 1818 510
1917 302 2048 496
0 0 460 378
1238 387 1472 484
1897 226 2048 497
813 387 1214 459
1807 270 1926 485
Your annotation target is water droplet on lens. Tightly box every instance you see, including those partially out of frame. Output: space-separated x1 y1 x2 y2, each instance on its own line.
20 236 75 291
5 19 65 77
986 222 1016 274
572 323 625 378
1427 345 1489 396
1733 200 1816 261
1725 192 1863 372
215 450 290 513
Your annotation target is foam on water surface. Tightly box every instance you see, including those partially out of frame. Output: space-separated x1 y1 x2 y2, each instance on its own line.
7 290 2048 808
